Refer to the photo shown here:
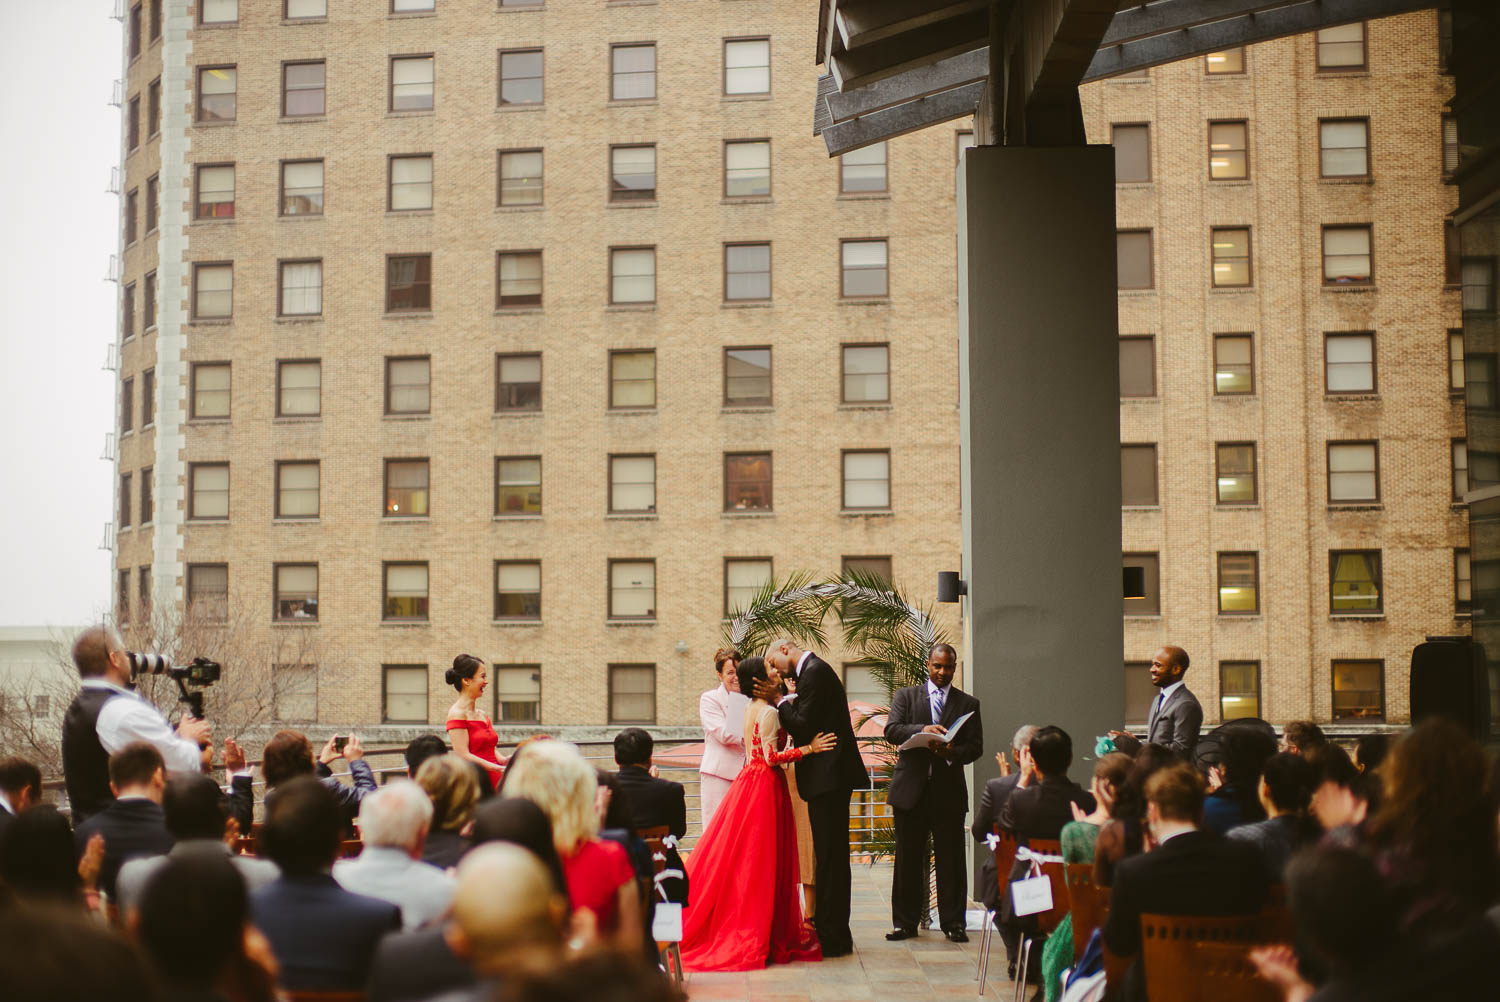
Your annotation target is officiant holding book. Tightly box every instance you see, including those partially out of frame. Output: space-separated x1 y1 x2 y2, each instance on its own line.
883 643 984 942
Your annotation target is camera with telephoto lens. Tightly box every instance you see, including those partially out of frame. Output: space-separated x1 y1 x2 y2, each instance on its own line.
127 653 221 718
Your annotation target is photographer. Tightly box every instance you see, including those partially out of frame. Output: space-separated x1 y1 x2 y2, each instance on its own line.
62 626 211 824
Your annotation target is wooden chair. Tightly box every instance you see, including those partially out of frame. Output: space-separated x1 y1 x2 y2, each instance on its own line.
287 992 364 1002
975 828 1019 994
1138 913 1269 1002
638 824 683 984
1012 838 1067 1002
1190 941 1280 1002
1065 862 1111 959
337 839 363 858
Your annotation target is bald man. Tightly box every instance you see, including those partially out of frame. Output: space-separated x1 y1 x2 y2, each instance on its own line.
1111 646 1202 759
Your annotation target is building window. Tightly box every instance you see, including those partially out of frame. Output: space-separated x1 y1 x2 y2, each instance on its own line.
145 175 158 233
1123 553 1160 616
386 254 432 312
393 0 436 10
125 189 139 244
842 344 889 403
1213 334 1254 395
1208 121 1248 180
1323 225 1372 285
277 360 321 417
148 78 160 135
841 239 888 297
283 61 326 117
1220 662 1260 720
1330 551 1381 614
499 49 543 105
189 463 229 519
194 164 234 219
1316 22 1366 71
120 376 134 433
1215 443 1257 504
385 356 430 415
497 251 543 308
192 263 233 319
609 454 656 513
1217 552 1259 614
494 561 541 620
383 563 429 621
610 247 656 304
390 55 434 111
1121 444 1158 507
842 450 891 510
725 558 772 616
1111 124 1150 183
1332 660 1383 720
609 349 656 408
143 272 156 329
389 154 434 210
842 663 884 705
273 663 317 723
275 461 320 519
1117 230 1153 289
1124 661 1154 724
1451 331 1466 393
141 369 154 426
1443 115 1460 177
493 665 541 723
1211 227 1251 287
138 565 151 619
495 353 541 411
140 467 152 523
725 140 771 197
1325 332 1375 393
120 472 132 527
725 243 771 301
1462 258 1496 313
842 555 892 587
191 362 230 419
274 564 318 621
287 0 326 18
1456 549 1472 615
725 453 773 512
609 561 656 619
197 66 236 122
382 665 427 723
724 38 770 94
499 149 543 205
495 457 542 516
385 459 430 517
1453 439 1469 500
1204 48 1245 74
608 664 656 724
1319 119 1369 177
724 347 771 405
841 141 887 193
1446 220 1462 286
122 284 136 341
187 564 228 623
1328 441 1379 503
200 0 236 23
128 95 141 151
610 145 656 202
611 43 655 100
278 260 323 316
1105 337 1153 401
281 160 324 216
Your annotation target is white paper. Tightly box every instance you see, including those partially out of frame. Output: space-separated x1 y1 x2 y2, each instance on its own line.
652 902 683 942
1011 874 1053 916
897 710 976 751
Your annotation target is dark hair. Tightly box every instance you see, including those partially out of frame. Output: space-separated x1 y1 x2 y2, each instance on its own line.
260 776 341 875
71 625 116 679
108 742 165 789
929 642 957 660
1354 733 1390 773
498 950 686 1002
261 730 315 788
613 727 653 767
1216 727 1278 821
405 734 449 777
471 797 571 908
597 769 636 833
446 654 483 692
162 773 228 840
1112 743 1177 823
1029 726 1073 777
0 756 41 799
138 852 248 987
1145 762 1205 823
1260 752 1315 814
1283 721 1327 753
0 806 81 904
1305 742 1358 790
736 656 769 700
0 904 158 1002
1285 846 1396 975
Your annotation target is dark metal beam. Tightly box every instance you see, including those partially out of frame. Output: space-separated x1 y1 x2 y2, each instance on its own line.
1100 0 1308 46
827 8 988 91
823 47 989 124
835 0 989 51
820 80 985 156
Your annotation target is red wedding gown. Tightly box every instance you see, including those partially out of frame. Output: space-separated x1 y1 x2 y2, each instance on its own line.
680 711 822 971
446 717 502 789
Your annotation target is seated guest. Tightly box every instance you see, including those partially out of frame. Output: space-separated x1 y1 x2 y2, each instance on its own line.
1280 721 1326 757
117 772 279 915
1200 726 1276 835
469 796 571 907
335 780 455 930
1354 732 1390 775
405 733 449 778
262 729 375 835
499 950 685 1002
0 903 158 1002
1093 742 1175 887
612 726 688 904
0 755 42 841
971 724 1038 916
1 805 88 907
1102 763 1268 1002
74 741 174 899
251 776 400 991
134 852 277 1002
1227 752 1317 882
1305 743 1371 844
416 753 481 869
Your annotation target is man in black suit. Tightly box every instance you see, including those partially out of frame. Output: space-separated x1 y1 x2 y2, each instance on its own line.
0 756 42 843
1103 762 1268 1002
612 726 689 905
882 643 983 942
251 776 401 991
759 638 868 958
1111 646 1203 758
971 725 1037 913
73 742 174 900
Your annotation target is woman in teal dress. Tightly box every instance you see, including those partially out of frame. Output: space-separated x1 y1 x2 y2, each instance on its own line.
1040 753 1132 1002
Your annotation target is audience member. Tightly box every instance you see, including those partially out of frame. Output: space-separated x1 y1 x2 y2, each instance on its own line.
416 753 480 869
334 780 455 930
73 741 174 900
470 795 571 906
1093 742 1176 887
0 904 158 1002
1354 732 1391 774
1227 751 1317 882
0 805 88 906
1304 743 1370 844
262 729 375 834
1200 726 1277 835
971 723 1037 916
1102 763 1268 1002
251 776 400 990
0 755 42 841
406 733 449 778
116 772 279 915
497 950 685 1002
612 726 688 905
1280 721 1326 757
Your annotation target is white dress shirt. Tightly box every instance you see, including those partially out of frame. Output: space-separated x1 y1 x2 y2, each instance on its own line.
0 790 14 815
85 678 204 775
333 846 456 930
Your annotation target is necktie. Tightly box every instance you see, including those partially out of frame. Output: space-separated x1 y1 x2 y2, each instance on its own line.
1151 692 1163 729
933 687 945 723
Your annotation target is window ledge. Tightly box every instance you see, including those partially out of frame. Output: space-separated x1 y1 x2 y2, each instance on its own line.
383 413 430 422
1210 394 1254 401
1330 614 1384 622
283 16 328 24
840 509 893 518
384 311 434 320
1123 614 1163 620
117 525 132 534
606 304 656 312
278 214 325 223
193 120 236 129
120 429 133 439
494 307 544 316
496 3 545 11
144 324 159 335
381 621 432 628
722 197 772 205
185 519 229 526
390 9 438 18
1209 287 1255 295
1451 502 1468 511
607 99 658 109
1322 285 1375 294
142 422 155 431
1320 176 1373 185
606 619 656 627
275 316 323 325
382 516 431 523
608 408 656 417
722 94 773 103
1122 505 1161 512
1315 70 1370 79
187 318 233 326
1326 393 1379 402
608 201 657 209
493 410 542 419
839 298 891 307
1215 615 1261 621
386 110 435 119
1210 180 1253 187
1116 289 1157 297
496 104 544 114
606 513 658 521
1327 504 1381 512
838 403 892 412
496 204 544 213
1115 182 1154 190
388 209 434 218
492 619 542 627
271 620 320 628
279 116 329 125
1216 504 1262 511
188 217 235 227
606 0 655 6
724 511 774 518
273 416 321 424
722 301 772 309
836 192 891 201
493 514 542 521
721 406 772 414
272 518 320 525
187 418 231 426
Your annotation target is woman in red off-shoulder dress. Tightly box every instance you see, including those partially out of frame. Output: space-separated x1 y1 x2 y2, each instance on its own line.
444 654 505 789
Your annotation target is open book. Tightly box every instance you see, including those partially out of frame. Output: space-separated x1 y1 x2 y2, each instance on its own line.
897 710 975 752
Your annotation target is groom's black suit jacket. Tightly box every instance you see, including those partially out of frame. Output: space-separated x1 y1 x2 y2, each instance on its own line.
776 654 867 799
882 683 983 812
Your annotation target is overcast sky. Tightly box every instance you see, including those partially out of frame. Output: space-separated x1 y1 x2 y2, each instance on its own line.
0 5 119 626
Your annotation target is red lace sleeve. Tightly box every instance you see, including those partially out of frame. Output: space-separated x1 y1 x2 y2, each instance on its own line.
766 743 803 765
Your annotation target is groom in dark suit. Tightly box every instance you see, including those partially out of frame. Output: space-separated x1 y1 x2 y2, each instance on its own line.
882 644 983 941
758 638 867 957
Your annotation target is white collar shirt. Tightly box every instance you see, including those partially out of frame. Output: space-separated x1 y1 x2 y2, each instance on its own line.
0 790 13 816
83 677 204 775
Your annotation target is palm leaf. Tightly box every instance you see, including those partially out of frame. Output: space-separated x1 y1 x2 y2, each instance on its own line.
721 570 830 656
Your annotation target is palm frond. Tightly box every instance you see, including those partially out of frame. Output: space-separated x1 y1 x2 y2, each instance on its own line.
721 571 830 655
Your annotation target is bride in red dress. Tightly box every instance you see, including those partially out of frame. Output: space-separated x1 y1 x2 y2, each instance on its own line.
680 656 837 971
444 654 505 789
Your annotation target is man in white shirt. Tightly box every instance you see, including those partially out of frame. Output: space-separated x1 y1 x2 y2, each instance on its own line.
698 647 750 828
334 780 455 930
61 626 212 823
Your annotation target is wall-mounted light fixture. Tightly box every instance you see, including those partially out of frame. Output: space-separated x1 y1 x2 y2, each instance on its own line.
937 571 968 603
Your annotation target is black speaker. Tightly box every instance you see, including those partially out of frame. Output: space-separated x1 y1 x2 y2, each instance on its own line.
936 572 968 603
1410 637 1490 737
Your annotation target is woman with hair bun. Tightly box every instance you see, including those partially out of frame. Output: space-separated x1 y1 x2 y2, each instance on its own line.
445 654 505 788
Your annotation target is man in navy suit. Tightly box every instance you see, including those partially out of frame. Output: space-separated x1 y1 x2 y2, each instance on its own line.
73 742 174 900
251 776 401 991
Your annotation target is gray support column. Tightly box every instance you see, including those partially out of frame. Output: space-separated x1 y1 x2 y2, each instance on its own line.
958 147 1122 886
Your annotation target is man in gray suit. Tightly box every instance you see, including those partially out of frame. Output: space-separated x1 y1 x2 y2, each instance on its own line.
1113 645 1202 758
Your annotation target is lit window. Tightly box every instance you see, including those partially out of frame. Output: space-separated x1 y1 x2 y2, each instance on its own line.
1219 662 1260 719
1213 334 1253 395
1330 552 1381 614
1332 660 1383 721
383 564 429 621
195 164 235 219
385 459 430 516
725 453 773 512
494 562 541 620
1208 122 1247 180
1217 552 1259 614
1211 227 1251 287
495 457 542 515
1204 48 1244 74
274 564 318 621
1215 443 1257 504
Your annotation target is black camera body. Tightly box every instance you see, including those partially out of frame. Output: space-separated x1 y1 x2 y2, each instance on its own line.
127 653 222 718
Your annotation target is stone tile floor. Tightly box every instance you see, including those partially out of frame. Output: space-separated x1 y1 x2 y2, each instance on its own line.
682 862 1020 1001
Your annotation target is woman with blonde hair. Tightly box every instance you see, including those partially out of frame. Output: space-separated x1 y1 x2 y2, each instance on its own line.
415 753 480 869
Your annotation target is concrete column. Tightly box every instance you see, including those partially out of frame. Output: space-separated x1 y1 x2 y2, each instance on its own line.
958 147 1122 886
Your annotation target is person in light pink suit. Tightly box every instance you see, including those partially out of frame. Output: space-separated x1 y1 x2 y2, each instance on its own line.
698 647 751 828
